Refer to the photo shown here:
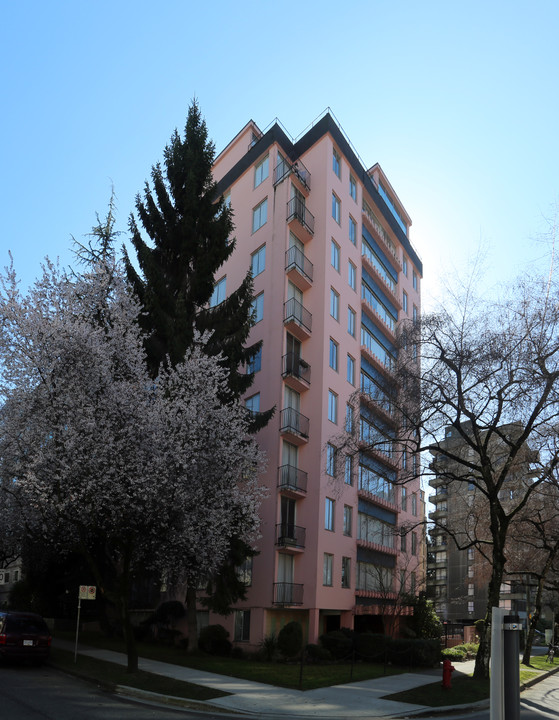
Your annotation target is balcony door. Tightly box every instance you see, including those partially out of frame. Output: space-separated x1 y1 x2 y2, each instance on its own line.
280 496 296 541
285 332 301 375
277 552 294 603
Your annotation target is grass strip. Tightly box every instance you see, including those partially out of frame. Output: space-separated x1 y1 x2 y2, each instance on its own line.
49 647 229 701
383 675 490 707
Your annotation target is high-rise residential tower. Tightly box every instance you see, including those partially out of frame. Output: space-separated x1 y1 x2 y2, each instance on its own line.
206 112 423 648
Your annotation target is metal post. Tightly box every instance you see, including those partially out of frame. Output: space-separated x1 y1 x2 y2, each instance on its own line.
503 614 520 720
490 607 506 720
74 597 81 664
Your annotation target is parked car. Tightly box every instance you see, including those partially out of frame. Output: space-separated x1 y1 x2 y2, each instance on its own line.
0 611 51 664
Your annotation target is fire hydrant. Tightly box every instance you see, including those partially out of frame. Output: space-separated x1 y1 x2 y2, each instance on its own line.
442 658 454 689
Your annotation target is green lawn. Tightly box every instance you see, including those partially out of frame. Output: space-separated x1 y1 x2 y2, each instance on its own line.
54 630 406 692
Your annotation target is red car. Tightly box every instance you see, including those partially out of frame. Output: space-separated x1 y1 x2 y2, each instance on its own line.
0 611 51 664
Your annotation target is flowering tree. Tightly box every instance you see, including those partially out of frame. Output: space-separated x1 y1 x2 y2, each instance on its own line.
0 256 263 671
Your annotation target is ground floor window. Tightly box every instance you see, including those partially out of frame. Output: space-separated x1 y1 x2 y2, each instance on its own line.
234 610 251 642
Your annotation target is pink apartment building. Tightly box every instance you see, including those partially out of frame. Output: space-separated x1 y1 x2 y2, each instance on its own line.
206 112 423 649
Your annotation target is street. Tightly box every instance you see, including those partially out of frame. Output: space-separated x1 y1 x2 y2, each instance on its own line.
0 663 231 720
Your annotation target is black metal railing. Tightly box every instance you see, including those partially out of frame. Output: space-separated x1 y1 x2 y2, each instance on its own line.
273 582 304 605
282 352 311 385
287 196 315 234
273 158 311 190
285 246 313 282
283 298 312 333
277 464 308 493
275 523 306 548
279 408 310 439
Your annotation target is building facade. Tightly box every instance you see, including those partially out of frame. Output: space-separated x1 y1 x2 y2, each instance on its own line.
427 422 535 626
206 112 423 648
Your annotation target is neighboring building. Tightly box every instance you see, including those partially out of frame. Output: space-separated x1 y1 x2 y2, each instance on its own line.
427 422 535 626
206 111 423 649
0 559 23 607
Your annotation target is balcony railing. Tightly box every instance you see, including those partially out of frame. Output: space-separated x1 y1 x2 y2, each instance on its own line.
282 353 311 385
273 157 311 190
275 523 306 548
287 196 315 235
277 464 308 493
273 582 304 605
285 246 313 282
279 407 310 439
284 298 312 334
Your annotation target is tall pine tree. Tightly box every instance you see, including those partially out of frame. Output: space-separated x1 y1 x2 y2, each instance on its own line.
124 101 271 429
124 101 271 639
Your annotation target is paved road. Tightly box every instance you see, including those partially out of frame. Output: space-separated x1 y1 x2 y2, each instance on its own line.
0 663 232 720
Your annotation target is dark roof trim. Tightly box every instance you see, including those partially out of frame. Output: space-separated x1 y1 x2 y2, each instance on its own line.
215 114 422 274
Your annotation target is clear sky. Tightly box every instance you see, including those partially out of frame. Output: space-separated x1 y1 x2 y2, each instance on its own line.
2 0 558 306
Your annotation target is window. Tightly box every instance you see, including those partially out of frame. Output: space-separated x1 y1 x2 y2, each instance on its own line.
345 403 353 432
332 192 341 224
343 505 352 536
347 354 355 385
254 155 269 187
402 291 408 314
251 292 264 323
402 449 408 470
400 570 406 590
329 338 338 371
330 288 339 320
323 553 333 586
251 245 266 276
468 601 475 613
349 175 357 201
411 531 417 555
333 148 341 178
401 486 407 511
349 215 357 245
468 583 475 596
402 256 408 276
410 572 416 594
413 271 418 291
252 198 268 233
331 239 340 271
236 557 253 586
234 609 251 642
468 548 475 560
326 443 336 476
348 306 356 336
223 190 231 208
348 260 356 290
328 390 338 423
401 532 407 552
342 557 351 588
411 493 418 516
246 347 262 374
344 454 353 484
325 497 335 531
210 276 226 307
245 393 260 414
413 304 418 322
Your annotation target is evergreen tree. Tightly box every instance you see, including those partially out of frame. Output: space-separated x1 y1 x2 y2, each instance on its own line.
124 100 272 428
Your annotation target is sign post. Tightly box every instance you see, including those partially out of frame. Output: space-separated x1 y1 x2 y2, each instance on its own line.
490 608 521 720
74 585 96 663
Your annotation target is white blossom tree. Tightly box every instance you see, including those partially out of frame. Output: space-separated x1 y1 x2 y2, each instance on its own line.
0 256 264 671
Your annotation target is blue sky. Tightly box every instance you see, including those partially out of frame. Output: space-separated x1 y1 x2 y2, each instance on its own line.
2 0 558 306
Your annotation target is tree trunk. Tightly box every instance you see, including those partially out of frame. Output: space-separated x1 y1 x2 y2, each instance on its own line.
185 583 198 654
522 565 551 665
119 593 138 673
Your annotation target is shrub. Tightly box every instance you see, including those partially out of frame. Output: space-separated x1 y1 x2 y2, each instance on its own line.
277 621 303 659
319 630 353 660
354 633 387 663
259 633 278 661
306 643 332 662
198 624 232 656
389 638 441 667
442 646 467 661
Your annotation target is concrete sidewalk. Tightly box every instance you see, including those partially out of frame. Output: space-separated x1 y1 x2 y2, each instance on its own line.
53 639 558 718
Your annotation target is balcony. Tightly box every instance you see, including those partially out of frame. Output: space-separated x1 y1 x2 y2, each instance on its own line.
284 298 312 340
285 246 313 290
273 582 304 606
282 352 310 392
275 523 306 551
287 196 315 241
277 464 308 495
273 157 311 192
279 407 310 444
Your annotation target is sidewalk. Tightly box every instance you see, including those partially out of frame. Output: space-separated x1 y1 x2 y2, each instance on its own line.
53 639 557 719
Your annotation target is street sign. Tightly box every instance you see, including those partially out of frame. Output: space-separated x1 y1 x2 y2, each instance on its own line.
78 585 96 600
